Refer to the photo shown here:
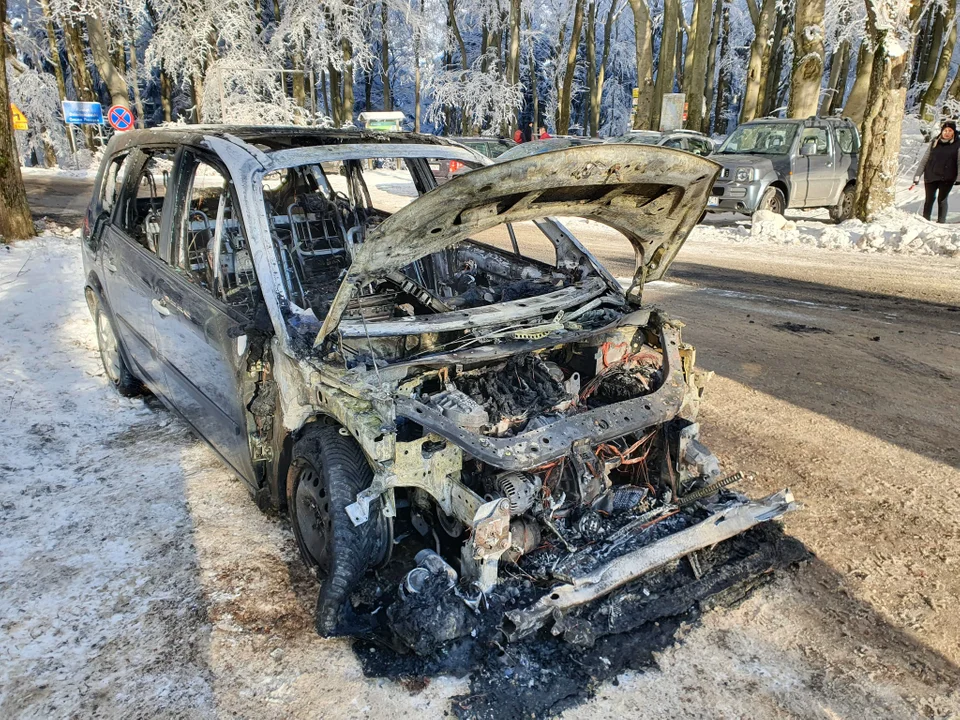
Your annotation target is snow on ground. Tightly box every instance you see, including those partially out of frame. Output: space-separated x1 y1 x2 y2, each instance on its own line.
20 166 100 181
0 237 215 718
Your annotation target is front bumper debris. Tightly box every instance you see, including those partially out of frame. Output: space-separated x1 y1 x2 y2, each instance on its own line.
503 489 799 640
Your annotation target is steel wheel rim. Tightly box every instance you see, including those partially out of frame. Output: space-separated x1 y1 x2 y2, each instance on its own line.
295 466 331 569
765 191 783 214
97 311 122 384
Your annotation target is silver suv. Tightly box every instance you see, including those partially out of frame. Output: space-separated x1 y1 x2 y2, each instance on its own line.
706 117 860 221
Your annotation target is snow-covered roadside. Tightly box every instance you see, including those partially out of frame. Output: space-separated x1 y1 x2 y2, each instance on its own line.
19 166 99 181
0 237 215 718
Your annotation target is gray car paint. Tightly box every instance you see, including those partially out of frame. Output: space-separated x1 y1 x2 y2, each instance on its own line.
707 118 859 214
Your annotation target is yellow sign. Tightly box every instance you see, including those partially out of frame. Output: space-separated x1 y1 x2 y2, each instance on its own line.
10 104 28 131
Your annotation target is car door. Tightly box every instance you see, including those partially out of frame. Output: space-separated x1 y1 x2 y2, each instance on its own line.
797 125 837 206
152 150 261 485
98 147 178 397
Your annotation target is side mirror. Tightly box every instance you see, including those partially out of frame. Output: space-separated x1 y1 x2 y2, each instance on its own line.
799 142 816 157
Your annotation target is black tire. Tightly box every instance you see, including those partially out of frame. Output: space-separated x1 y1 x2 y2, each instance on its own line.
830 185 855 223
94 299 143 397
758 186 786 215
287 422 386 636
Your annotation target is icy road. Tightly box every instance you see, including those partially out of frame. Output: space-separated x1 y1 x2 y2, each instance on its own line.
2 173 960 718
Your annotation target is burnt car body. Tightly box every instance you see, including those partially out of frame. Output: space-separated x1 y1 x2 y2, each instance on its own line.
82 126 796 645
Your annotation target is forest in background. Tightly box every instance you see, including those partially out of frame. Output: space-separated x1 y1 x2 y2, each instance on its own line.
0 0 952 231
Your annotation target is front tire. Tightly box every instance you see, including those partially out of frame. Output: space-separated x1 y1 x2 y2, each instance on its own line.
830 185 855 223
287 422 386 636
94 300 143 397
758 186 786 215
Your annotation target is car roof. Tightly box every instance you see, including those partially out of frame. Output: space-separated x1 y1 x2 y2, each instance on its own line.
105 125 460 156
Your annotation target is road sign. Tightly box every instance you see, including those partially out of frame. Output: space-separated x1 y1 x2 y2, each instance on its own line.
108 105 134 131
10 104 28 131
62 100 104 125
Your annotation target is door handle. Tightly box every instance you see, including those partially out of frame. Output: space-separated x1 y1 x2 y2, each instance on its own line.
105 258 118 273
152 298 171 316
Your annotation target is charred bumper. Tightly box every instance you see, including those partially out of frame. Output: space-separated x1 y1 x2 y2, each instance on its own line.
395 324 687 472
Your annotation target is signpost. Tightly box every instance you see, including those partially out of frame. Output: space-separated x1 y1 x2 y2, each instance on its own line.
61 101 105 169
107 105 134 131
659 93 686 132
62 100 104 125
10 104 28 131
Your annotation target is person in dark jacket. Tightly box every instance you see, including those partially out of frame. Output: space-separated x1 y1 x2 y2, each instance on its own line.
914 120 960 223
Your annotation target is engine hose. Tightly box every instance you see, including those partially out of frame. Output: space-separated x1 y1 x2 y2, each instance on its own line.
677 471 745 508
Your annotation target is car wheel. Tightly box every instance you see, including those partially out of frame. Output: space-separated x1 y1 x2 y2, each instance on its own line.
758 186 786 215
830 185 855 223
287 422 387 636
94 300 143 397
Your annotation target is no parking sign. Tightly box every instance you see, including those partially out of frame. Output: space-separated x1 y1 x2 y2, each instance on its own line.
107 105 134 131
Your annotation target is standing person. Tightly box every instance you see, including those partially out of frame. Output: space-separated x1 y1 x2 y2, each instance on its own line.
538 126 552 139
914 119 960 223
513 127 523 143
523 122 534 143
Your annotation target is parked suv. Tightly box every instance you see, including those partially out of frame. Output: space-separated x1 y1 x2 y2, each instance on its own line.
706 117 860 221
82 127 795 647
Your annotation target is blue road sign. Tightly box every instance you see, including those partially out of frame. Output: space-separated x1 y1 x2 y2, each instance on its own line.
108 105 134 131
62 101 104 125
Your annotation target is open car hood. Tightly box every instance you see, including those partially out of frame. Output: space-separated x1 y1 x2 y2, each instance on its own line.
317 145 719 343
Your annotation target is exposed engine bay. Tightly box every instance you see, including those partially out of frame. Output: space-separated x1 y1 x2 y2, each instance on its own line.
252 145 800 660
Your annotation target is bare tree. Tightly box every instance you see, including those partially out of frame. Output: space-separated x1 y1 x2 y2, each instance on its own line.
652 0 680 129
740 0 776 122
683 0 715 131
628 0 655 128
852 0 912 220
919 0 957 119
787 0 825 117
557 0 585 134
1 0 34 240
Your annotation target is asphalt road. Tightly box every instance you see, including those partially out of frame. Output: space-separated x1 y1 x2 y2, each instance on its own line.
15 172 960 718
22 171 95 223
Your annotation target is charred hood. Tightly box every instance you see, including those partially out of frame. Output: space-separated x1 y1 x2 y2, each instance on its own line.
317 145 719 343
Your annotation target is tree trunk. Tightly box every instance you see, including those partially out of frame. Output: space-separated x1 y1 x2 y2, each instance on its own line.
652 0 680 129
191 72 204 123
380 2 392 110
448 0 471 133
629 0 655 129
852 12 907 220
713 1 731 133
0 0 33 240
820 39 850 115
703 0 724 131
127 38 145 128
528 13 539 127
920 0 957 119
328 62 342 125
843 43 873 123
787 0 825 118
292 50 307 119
917 8 943 87
590 0 616 135
585 1 597 135
38 0 66 102
341 39 355 124
683 0 714 131
160 67 173 122
558 0 585 134
760 9 787 116
740 0 775 122
413 0 422 132
86 15 130 108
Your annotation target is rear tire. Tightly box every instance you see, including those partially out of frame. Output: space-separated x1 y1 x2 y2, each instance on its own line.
287 422 386 636
94 300 143 397
758 186 786 215
830 185 855 223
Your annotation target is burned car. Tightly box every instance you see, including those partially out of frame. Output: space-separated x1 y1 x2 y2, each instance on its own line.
82 127 797 649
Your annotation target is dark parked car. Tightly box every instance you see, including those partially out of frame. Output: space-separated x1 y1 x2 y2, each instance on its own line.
605 130 715 156
706 116 860 220
82 127 796 648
